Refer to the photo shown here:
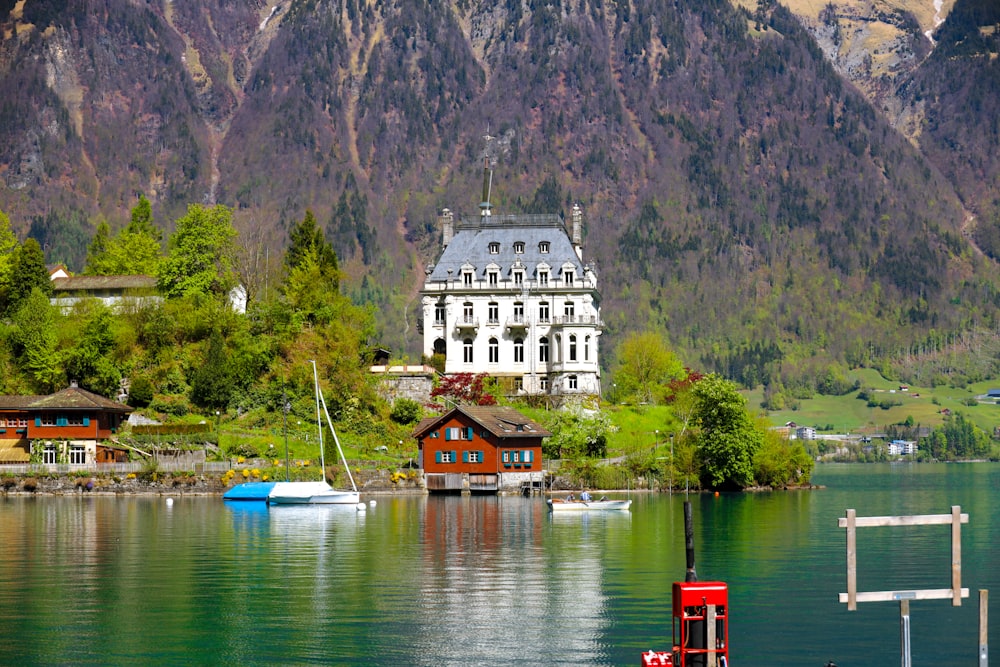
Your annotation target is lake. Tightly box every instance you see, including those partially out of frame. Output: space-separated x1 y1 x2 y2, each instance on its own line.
0 463 997 665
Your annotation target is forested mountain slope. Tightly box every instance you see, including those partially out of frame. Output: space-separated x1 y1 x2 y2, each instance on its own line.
0 0 997 389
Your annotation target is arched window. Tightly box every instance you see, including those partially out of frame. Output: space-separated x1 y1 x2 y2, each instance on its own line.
539 336 549 363
433 338 447 356
514 338 524 363
584 335 591 361
569 334 577 361
488 301 499 324
463 338 473 363
488 337 499 364
554 334 561 363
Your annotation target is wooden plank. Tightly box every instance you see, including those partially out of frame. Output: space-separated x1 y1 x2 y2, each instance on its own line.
838 513 969 528
952 505 963 606
707 604 717 667
839 588 970 604
846 509 857 611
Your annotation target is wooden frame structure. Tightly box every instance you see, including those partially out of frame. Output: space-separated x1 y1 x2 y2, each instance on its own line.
839 506 969 610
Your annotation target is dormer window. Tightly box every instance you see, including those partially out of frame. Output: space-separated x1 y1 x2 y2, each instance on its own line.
489 242 500 254
514 241 525 253
565 270 575 286
463 271 473 286
539 242 550 253
488 271 498 287
513 270 523 286
539 271 549 287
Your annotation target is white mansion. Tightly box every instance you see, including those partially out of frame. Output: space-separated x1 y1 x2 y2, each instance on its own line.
420 188 603 397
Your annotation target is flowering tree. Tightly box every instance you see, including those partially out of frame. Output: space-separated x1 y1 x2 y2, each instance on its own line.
430 372 497 406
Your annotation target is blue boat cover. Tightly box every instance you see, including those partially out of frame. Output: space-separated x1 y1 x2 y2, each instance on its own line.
222 481 276 501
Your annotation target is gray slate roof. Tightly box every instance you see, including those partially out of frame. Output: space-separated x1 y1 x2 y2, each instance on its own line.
427 214 583 282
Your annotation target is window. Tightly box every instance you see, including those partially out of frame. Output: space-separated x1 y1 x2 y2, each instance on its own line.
515 377 524 392
514 241 525 253
585 335 591 361
539 336 549 363
67 414 85 426
489 242 500 254
463 271 473 286
438 450 455 463
69 445 86 465
488 302 499 324
568 375 578 390
569 334 577 361
538 302 550 322
513 271 523 286
564 301 575 319
43 444 57 464
463 339 473 363
489 338 499 364
540 377 549 391
463 302 474 323
514 338 524 364
41 414 56 426
445 427 473 441
513 302 524 322
435 304 445 324
488 271 498 287
539 242 550 253
502 450 510 464
539 271 549 287
565 270 575 285
465 450 483 463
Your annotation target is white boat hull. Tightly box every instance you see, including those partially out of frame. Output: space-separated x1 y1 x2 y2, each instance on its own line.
267 482 360 505
547 499 632 511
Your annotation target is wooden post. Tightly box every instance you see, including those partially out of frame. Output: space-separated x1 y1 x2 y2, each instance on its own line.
952 505 962 606
900 599 911 667
846 509 857 611
981 589 989 667
707 604 717 667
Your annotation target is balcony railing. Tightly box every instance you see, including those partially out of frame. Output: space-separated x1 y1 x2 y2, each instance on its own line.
455 317 479 332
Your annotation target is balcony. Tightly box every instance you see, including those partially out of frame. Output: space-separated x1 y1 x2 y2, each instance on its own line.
547 314 604 329
455 317 479 333
506 315 529 331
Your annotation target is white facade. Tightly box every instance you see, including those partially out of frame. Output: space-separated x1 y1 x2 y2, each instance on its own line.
420 204 602 397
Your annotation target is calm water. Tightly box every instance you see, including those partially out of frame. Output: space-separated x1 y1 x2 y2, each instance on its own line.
0 463 997 666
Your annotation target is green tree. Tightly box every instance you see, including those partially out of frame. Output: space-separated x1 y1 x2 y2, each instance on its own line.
63 305 122 397
189 329 234 410
4 238 51 317
692 374 764 490
84 220 115 275
613 331 685 404
0 207 18 293
752 421 814 488
542 405 612 459
286 209 339 288
158 204 237 298
9 287 61 391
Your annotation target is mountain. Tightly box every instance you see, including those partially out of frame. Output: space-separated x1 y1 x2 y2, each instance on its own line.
1 0 998 389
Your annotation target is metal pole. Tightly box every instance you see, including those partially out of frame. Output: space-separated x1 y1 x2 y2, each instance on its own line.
684 500 698 583
900 599 911 667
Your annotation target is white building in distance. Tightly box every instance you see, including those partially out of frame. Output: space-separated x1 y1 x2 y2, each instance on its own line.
420 168 602 398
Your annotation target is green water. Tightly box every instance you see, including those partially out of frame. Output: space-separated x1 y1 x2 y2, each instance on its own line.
0 463 996 665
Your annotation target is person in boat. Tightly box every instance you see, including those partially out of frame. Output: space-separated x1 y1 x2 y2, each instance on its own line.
580 490 592 502
566 492 575 501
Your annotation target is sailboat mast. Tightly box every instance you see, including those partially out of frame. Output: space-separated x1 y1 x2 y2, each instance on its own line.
318 388 359 493
310 360 326 480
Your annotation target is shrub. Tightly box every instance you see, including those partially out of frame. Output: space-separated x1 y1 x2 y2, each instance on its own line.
228 443 260 459
389 398 421 425
22 478 38 492
129 375 155 408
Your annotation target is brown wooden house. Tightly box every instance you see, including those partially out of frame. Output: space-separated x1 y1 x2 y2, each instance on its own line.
412 405 550 493
0 383 133 465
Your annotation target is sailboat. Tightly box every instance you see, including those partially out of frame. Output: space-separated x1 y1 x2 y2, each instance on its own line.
266 361 361 506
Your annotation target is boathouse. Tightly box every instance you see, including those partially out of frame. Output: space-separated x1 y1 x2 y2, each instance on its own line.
412 405 550 494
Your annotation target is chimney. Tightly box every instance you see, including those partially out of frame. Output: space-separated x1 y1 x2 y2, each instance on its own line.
70 379 78 389
440 208 454 248
571 203 583 259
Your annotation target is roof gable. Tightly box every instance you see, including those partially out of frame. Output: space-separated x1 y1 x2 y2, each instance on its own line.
412 405 550 439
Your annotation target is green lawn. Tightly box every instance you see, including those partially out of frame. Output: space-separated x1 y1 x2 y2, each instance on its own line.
748 371 1000 435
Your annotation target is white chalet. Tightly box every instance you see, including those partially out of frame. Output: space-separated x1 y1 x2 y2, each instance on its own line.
420 172 602 397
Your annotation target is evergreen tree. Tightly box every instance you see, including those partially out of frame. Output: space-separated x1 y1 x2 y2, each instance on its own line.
9 287 61 391
189 329 234 410
286 209 339 289
4 238 51 317
84 220 115 275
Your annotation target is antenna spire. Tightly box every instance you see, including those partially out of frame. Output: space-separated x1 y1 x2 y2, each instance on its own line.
480 129 496 218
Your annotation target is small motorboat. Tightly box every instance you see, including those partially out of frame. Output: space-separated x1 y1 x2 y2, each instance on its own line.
547 497 631 511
